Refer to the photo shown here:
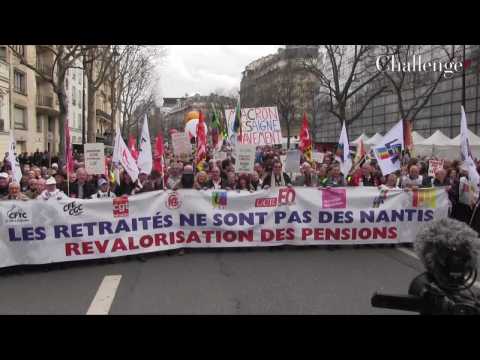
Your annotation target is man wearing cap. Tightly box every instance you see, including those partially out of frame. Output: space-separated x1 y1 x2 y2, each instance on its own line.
2 182 29 201
91 178 116 199
38 177 67 201
0 172 10 197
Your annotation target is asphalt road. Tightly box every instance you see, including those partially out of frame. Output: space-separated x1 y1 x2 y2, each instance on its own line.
0 245 425 315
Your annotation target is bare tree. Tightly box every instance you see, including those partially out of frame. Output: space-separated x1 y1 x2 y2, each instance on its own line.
274 59 298 149
8 45 93 160
119 49 157 139
108 45 166 140
83 45 116 143
377 45 460 123
303 45 390 127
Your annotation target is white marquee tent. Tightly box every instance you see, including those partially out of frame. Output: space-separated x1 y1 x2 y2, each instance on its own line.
414 129 480 159
412 131 426 145
365 133 383 146
352 133 369 145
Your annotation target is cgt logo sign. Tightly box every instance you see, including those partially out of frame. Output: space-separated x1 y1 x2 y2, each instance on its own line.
4 205 31 225
113 196 129 217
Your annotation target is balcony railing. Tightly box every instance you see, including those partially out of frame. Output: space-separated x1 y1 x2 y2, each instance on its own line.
36 61 53 77
37 94 54 108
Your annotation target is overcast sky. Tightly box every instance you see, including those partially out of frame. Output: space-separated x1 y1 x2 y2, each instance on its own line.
155 45 283 102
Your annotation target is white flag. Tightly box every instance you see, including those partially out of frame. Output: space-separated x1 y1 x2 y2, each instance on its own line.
112 126 139 183
8 132 22 183
335 122 352 176
137 115 152 175
460 106 479 192
373 120 404 176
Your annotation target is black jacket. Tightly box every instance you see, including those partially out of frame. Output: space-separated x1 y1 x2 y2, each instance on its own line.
69 181 97 199
262 172 292 188
206 178 227 190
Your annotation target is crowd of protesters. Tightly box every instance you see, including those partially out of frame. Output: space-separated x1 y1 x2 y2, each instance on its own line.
1 143 479 235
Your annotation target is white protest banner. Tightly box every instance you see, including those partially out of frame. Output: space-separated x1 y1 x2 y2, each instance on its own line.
312 152 325 164
224 106 282 146
284 150 301 173
373 120 404 176
84 143 105 175
0 187 449 268
234 144 256 173
171 132 192 160
428 160 444 177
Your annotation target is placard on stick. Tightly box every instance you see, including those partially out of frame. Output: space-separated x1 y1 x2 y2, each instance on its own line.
284 150 301 173
84 143 105 175
234 144 256 173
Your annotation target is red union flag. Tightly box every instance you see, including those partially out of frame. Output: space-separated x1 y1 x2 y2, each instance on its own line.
65 120 74 176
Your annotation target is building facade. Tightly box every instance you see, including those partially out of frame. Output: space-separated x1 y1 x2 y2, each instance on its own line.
314 45 480 144
162 94 236 136
240 45 320 139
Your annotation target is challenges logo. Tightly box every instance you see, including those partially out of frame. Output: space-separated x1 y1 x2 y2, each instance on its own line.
166 191 182 209
63 201 84 216
113 196 129 217
212 191 227 209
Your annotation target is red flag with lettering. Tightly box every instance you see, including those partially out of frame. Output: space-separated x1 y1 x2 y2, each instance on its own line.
128 136 139 160
65 120 74 176
153 132 165 174
299 112 312 162
196 111 207 169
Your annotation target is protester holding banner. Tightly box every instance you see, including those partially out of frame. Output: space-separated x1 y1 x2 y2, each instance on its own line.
263 160 292 189
194 171 209 190
401 165 423 190
294 162 318 187
1 182 29 201
181 165 195 189
327 166 347 187
38 177 67 201
70 167 96 199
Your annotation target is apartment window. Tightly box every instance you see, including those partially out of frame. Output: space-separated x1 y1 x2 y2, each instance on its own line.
48 117 54 132
72 86 76 105
14 106 27 130
36 116 42 133
78 113 82 129
78 89 82 108
14 70 26 94
0 46 6 62
12 45 25 57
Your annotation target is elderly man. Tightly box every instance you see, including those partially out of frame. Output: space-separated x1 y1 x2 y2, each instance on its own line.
25 178 39 199
294 162 318 187
69 167 96 199
0 172 9 197
206 166 225 190
401 165 424 190
165 162 183 190
263 160 292 189
424 168 450 188
38 177 67 201
1 182 29 201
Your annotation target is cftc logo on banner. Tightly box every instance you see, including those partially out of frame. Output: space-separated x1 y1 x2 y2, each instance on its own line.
4 204 31 225
113 196 129 217
412 189 436 208
212 191 227 209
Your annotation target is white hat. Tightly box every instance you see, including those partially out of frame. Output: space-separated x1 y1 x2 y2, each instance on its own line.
51 163 59 169
46 177 57 185
0 172 8 179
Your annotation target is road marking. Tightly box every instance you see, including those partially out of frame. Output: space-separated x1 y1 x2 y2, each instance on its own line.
396 247 480 289
86 275 122 315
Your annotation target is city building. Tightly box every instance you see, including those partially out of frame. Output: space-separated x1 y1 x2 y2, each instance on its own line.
240 45 319 140
162 93 236 135
65 60 87 146
314 45 480 144
0 46 10 154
